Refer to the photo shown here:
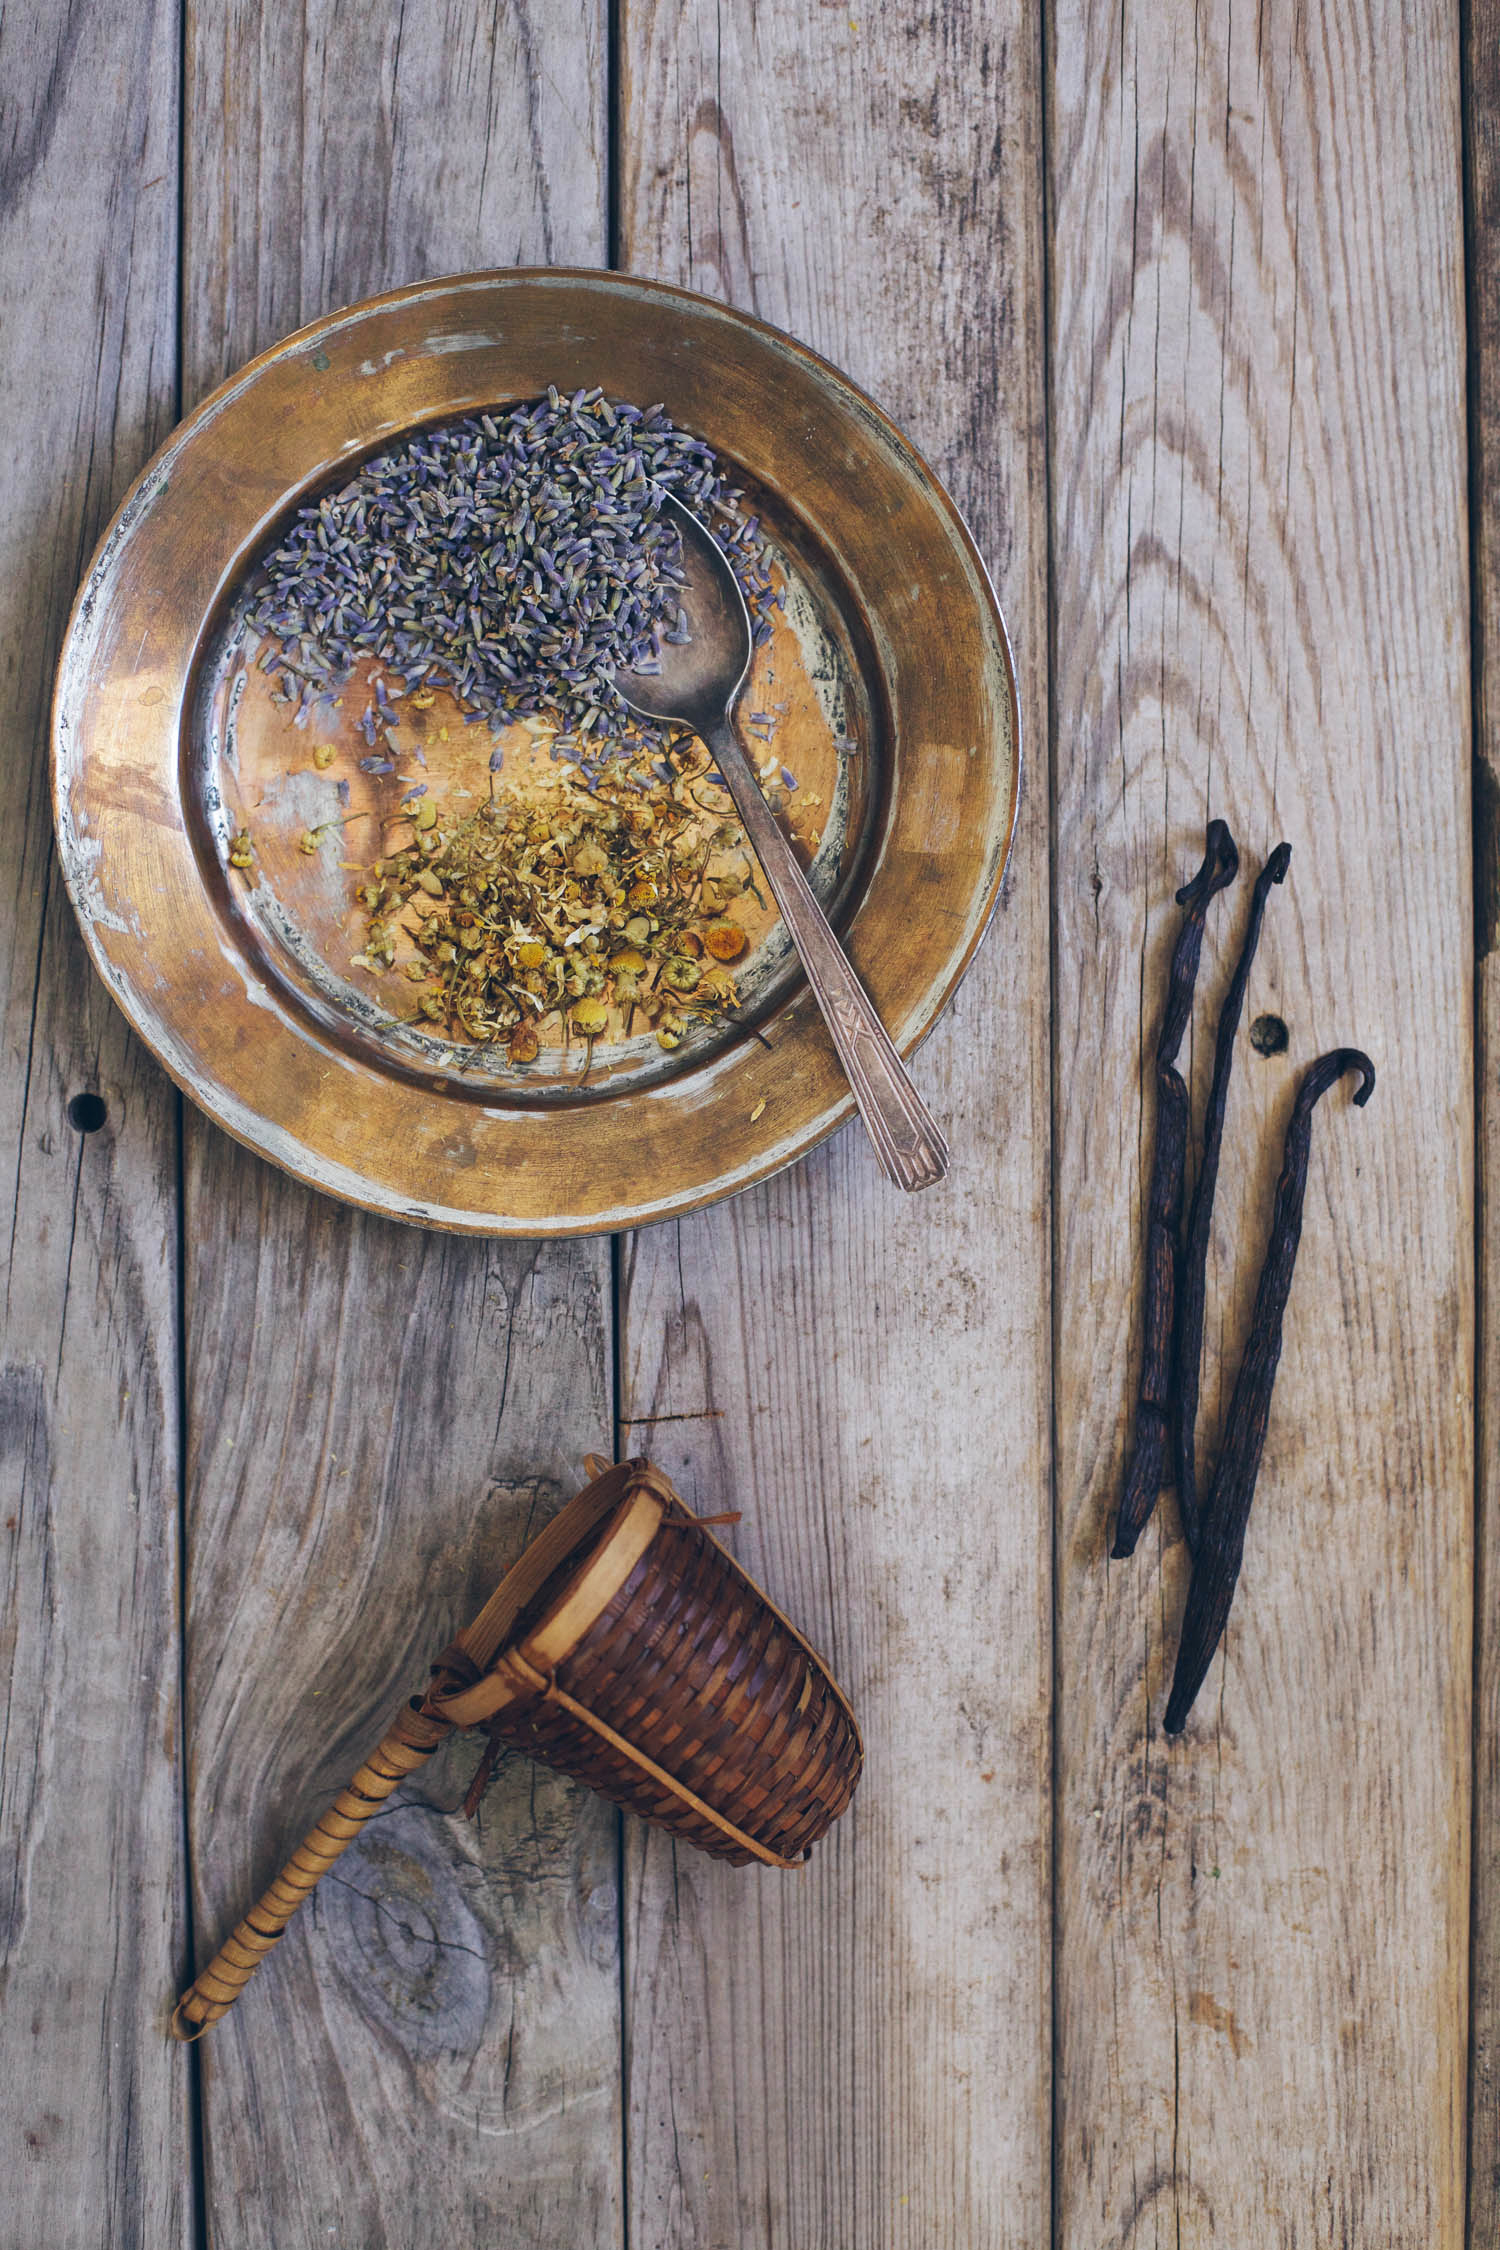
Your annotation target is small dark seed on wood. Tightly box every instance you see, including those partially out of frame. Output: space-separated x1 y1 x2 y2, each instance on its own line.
1250 1013 1290 1056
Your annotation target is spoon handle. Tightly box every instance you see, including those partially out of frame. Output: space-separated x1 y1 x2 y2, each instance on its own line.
705 717 949 1191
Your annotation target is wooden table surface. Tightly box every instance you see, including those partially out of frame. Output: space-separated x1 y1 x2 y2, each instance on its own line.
4 2 1495 2243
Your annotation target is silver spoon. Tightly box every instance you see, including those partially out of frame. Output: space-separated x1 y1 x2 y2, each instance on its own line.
613 496 949 1191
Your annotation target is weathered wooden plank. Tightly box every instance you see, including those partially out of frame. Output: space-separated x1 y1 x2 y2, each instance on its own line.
1048 2 1471 2242
184 0 604 377
179 7 618 2244
0 0 188 2242
617 8 1053 2246
1467 0 1500 2231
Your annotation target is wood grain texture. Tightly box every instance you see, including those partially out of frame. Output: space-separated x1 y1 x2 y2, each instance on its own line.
1048 2 1471 2242
0 0 188 2242
1467 0 1500 2231
618 7 1053 2245
180 6 618 2244
185 0 605 379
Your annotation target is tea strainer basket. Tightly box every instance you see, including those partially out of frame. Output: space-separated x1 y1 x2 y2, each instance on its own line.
172 1456 862 2037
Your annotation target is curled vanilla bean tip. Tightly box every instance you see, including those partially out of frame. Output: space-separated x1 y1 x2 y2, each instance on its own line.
1163 1046 1375 1736
1343 1051 1377 1106
1114 820 1240 1558
1174 818 1240 911
1172 840 1293 1550
1160 821 1240 1055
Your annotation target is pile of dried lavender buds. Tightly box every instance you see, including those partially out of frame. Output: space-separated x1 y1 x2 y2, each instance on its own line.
245 387 778 756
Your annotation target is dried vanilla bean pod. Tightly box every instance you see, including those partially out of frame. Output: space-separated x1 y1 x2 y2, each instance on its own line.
1172 842 1292 1550
1163 1047 1376 1734
1113 820 1239 1559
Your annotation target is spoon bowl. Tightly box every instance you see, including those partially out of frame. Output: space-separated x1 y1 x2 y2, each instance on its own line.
615 501 754 735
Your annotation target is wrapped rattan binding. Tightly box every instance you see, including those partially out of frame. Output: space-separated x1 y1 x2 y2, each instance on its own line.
172 1457 862 2040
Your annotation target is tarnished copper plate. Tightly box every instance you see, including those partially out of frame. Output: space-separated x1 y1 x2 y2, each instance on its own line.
52 271 1019 1235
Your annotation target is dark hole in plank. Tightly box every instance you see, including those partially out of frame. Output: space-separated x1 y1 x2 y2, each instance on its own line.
67 1092 108 1133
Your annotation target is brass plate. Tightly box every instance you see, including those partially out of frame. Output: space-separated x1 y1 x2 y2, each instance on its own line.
52 271 1020 1235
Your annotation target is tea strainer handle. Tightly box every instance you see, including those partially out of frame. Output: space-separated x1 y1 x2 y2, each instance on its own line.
169 1700 451 2040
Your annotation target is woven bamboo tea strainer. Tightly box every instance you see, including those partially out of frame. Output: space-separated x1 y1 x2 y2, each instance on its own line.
172 1456 862 2038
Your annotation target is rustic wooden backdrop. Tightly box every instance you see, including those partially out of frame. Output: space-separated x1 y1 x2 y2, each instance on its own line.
0 0 1487 2242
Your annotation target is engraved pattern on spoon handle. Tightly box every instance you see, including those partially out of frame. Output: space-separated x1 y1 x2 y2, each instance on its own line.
706 719 949 1190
